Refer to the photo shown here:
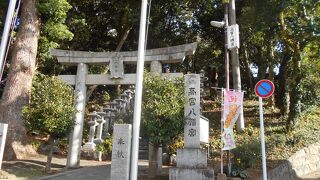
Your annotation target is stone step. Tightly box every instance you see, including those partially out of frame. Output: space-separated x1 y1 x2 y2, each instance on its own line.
139 149 149 160
138 139 149 160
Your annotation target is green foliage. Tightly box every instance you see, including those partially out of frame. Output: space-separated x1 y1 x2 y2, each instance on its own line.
232 127 262 168
36 0 73 74
142 72 185 146
31 140 42 151
22 73 75 138
96 135 113 155
299 44 320 111
290 106 320 146
166 136 184 155
231 138 261 169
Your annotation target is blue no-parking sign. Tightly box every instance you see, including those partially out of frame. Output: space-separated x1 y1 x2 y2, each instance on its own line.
255 79 275 98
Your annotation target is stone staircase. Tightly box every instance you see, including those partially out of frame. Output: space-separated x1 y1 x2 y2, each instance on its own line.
139 138 149 160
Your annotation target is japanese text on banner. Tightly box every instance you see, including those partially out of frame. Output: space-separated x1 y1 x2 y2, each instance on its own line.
221 90 244 150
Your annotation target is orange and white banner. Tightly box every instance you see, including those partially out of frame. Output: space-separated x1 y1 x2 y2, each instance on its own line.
222 90 244 150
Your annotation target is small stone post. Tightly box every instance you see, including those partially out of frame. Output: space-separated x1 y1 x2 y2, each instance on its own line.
0 123 8 169
110 124 132 180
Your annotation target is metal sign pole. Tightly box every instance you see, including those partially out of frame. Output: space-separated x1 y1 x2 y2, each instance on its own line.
259 97 267 180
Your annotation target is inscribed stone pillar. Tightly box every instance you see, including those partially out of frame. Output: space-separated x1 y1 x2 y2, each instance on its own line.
184 74 201 148
67 63 88 168
110 124 132 180
169 74 214 180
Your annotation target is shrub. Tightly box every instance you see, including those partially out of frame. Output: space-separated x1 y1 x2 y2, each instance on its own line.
142 72 185 146
96 135 113 155
231 137 262 168
166 135 184 155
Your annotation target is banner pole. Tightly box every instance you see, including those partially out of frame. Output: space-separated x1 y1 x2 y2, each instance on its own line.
220 88 224 174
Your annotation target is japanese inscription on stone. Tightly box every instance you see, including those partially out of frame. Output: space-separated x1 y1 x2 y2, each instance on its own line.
184 74 201 148
110 53 124 78
116 138 125 158
110 124 132 180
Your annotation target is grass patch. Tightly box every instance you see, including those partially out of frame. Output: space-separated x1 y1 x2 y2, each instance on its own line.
207 100 320 170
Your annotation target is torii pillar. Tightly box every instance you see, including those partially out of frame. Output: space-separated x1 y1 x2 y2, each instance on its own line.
67 63 88 168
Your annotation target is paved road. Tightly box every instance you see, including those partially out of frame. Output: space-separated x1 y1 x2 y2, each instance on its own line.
38 161 150 180
38 165 111 180
37 164 320 180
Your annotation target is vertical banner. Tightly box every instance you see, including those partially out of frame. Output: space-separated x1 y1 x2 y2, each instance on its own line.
222 90 244 150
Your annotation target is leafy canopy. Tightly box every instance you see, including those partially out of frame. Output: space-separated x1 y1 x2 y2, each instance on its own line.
37 0 73 74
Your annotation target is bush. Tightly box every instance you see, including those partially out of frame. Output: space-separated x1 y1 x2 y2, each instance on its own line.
231 137 261 168
166 135 184 155
142 72 185 146
23 73 75 138
96 135 113 155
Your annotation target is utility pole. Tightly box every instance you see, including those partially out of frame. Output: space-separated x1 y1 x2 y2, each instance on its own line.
229 0 244 131
0 0 17 80
130 0 148 179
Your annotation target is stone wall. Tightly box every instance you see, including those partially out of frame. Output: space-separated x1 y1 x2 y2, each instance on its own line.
268 142 320 180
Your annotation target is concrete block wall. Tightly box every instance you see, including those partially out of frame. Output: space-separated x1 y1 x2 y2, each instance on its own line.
268 142 320 180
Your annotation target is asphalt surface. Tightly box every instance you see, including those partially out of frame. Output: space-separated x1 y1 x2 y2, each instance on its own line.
37 160 151 180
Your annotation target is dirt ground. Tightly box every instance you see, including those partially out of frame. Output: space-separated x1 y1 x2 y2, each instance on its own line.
0 154 106 180
0 154 263 180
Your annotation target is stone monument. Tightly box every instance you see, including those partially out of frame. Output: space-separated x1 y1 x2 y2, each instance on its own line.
169 74 214 180
110 124 132 180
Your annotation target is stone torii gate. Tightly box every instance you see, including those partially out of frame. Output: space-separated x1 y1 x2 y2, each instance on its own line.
50 42 197 168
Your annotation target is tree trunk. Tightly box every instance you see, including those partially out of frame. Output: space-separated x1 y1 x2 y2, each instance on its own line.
242 43 253 93
277 11 292 118
45 135 55 173
287 45 303 132
276 49 290 116
267 39 275 108
148 143 162 177
0 0 39 160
